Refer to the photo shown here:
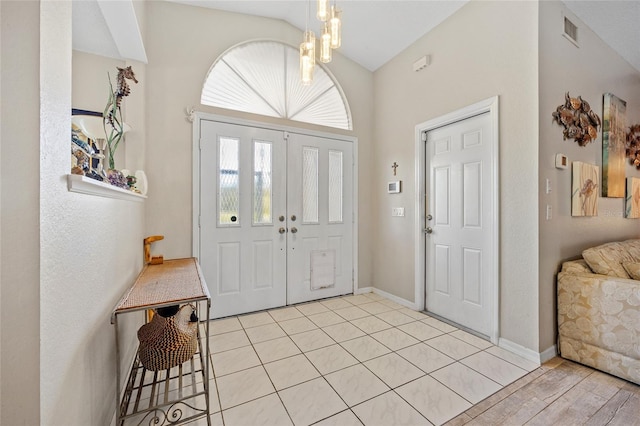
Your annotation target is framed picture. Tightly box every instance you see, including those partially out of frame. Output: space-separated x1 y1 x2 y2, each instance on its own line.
602 93 627 198
572 161 599 217
71 109 106 176
625 177 640 218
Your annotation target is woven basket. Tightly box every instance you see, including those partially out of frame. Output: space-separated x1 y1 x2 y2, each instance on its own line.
137 304 198 371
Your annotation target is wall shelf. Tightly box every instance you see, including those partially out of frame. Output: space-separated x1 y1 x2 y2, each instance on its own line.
67 174 147 202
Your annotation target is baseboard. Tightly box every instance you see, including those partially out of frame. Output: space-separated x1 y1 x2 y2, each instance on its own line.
354 286 418 310
371 288 418 310
539 344 558 363
498 338 558 366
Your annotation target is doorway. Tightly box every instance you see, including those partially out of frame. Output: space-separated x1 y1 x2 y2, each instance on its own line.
414 97 499 342
195 117 355 319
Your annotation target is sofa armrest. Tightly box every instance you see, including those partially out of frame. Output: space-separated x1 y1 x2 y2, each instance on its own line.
557 270 640 360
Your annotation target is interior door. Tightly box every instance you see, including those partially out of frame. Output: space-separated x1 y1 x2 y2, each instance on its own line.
200 121 287 318
425 112 494 337
286 133 354 305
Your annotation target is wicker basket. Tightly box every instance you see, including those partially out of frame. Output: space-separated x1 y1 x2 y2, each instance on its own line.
137 304 198 371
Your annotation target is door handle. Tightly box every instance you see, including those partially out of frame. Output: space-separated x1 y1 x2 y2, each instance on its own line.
290 215 297 222
279 215 285 222
278 227 286 234
291 227 298 234
424 227 433 234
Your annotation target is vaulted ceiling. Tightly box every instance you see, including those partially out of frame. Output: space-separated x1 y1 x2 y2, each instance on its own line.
72 1 640 73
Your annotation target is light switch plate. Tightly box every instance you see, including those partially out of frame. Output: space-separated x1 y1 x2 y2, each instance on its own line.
392 207 405 217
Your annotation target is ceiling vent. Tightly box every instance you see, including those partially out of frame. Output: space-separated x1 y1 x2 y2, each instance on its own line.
563 15 579 47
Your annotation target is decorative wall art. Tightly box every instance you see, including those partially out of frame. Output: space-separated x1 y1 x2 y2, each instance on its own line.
572 161 599 217
71 109 106 181
626 124 640 169
552 92 601 147
625 177 640 219
602 93 627 198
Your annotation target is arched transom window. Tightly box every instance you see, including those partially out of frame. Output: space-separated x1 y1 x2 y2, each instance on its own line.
201 40 352 130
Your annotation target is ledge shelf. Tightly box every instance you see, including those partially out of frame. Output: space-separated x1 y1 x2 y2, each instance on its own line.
67 174 147 202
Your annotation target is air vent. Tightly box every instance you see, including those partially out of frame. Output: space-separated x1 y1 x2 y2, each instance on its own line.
563 16 579 47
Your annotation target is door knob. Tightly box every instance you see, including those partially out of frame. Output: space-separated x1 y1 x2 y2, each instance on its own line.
425 227 433 234
291 227 298 234
290 215 297 221
279 215 285 222
426 214 433 221
278 227 286 234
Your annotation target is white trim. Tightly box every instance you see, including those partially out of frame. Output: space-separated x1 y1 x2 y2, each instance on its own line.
414 96 500 344
352 136 359 294
67 174 147 202
539 344 558 364
354 286 373 295
498 337 553 366
370 288 418 310
191 111 358 295
192 116 201 259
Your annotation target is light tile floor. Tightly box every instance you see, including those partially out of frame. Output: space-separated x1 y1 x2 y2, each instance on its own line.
196 292 539 426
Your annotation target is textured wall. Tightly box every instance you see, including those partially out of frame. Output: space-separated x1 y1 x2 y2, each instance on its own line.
538 1 640 353
143 1 374 288
38 6 147 426
372 0 540 350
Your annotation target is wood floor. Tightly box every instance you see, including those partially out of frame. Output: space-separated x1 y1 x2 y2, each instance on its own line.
445 357 640 426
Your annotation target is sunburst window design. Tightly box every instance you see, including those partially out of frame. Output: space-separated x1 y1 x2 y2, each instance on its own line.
201 40 352 130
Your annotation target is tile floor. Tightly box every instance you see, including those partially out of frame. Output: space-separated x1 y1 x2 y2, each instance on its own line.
197 292 539 426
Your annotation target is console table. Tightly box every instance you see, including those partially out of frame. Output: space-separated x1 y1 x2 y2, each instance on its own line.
111 258 211 426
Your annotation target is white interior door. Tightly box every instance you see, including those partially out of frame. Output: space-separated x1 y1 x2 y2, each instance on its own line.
425 112 495 337
286 133 354 305
200 121 287 318
199 121 354 318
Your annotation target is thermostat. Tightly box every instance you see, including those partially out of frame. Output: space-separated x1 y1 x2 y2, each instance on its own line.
388 181 401 193
555 153 568 169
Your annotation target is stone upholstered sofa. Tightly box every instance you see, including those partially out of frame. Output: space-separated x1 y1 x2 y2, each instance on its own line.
557 239 640 385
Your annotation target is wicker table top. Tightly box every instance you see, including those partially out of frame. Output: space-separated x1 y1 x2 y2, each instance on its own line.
113 258 210 317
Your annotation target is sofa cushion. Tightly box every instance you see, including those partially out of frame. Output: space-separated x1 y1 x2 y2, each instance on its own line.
621 239 640 262
561 259 592 274
582 242 634 278
622 261 640 280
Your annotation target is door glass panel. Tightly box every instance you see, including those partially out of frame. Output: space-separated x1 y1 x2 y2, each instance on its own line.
253 141 272 225
219 137 239 225
328 150 343 223
302 147 319 223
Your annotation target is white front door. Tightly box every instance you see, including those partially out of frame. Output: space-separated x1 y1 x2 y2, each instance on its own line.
425 112 495 337
199 121 354 318
286 133 354 305
200 122 287 318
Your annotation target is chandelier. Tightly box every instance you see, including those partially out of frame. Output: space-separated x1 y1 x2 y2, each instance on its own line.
300 0 342 85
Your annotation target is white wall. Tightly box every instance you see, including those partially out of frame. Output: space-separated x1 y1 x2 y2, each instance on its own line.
1 1 41 424
372 0 540 351
538 1 640 352
143 1 374 288
0 2 3 422
1 2 149 425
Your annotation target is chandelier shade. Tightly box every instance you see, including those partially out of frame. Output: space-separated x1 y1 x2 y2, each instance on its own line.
330 5 342 49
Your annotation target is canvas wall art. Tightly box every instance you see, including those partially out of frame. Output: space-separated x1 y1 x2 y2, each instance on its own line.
625 177 640 218
602 93 627 198
572 161 599 217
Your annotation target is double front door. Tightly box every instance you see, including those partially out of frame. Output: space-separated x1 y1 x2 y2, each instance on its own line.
199 121 353 319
